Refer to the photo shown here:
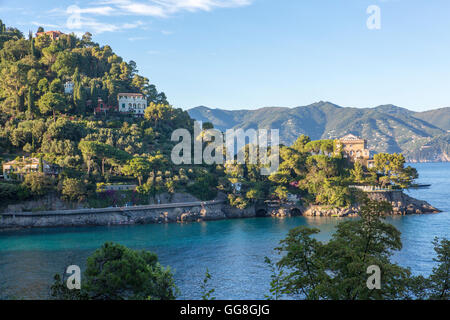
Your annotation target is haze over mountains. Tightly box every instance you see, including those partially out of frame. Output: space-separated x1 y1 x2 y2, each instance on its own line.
188 102 450 162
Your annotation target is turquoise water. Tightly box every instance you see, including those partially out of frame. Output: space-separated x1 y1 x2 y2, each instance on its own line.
0 163 448 299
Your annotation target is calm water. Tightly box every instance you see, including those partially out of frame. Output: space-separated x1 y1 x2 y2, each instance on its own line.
0 163 448 300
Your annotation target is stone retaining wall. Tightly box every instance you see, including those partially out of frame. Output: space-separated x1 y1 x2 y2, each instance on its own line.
0 191 440 230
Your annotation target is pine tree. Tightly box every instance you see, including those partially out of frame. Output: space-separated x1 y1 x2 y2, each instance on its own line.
27 87 34 119
89 81 98 102
72 68 86 114
39 157 44 173
73 83 86 114
29 31 36 57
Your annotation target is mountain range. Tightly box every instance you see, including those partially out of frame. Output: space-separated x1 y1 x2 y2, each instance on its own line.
188 102 450 162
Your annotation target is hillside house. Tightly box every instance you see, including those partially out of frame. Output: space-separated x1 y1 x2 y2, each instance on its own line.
64 81 74 94
97 184 137 192
118 93 147 117
2 157 60 181
94 98 117 114
35 30 64 40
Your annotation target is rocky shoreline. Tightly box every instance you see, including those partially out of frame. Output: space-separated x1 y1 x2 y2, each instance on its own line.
0 191 441 230
270 190 441 218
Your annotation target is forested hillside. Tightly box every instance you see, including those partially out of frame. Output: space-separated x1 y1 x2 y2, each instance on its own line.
189 102 450 162
0 22 424 211
0 21 217 207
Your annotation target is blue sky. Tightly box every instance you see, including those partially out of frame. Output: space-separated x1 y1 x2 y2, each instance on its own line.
1 0 450 111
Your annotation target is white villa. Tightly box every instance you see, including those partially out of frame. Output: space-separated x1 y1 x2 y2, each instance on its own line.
118 93 147 116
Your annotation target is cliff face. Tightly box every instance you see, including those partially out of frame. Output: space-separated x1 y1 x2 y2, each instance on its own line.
406 137 450 163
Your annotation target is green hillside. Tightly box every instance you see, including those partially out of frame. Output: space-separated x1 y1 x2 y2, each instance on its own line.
414 107 450 131
188 102 450 161
0 22 218 207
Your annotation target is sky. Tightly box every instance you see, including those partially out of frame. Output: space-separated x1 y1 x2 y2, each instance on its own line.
1 0 450 112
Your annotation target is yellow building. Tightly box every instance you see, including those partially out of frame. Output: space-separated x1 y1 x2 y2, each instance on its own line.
336 134 375 168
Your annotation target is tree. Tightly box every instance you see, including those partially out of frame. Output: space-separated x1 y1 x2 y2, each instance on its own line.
144 102 167 128
0 19 5 33
78 140 127 175
22 172 54 196
81 32 93 46
0 61 28 114
273 185 288 202
26 87 34 119
40 43 59 66
78 140 97 175
52 51 77 78
407 238 449 300
51 242 177 300
187 173 218 201
200 269 216 300
423 238 449 300
49 78 63 93
271 196 413 300
39 157 44 172
38 92 66 120
121 157 151 186
83 242 177 300
29 31 36 57
37 78 49 95
94 143 131 175
373 153 418 188
350 161 365 184
61 178 87 202
72 68 86 114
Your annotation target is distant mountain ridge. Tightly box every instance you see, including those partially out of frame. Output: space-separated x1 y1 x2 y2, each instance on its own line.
188 102 450 162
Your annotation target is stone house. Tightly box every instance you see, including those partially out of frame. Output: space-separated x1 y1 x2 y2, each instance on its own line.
336 134 375 168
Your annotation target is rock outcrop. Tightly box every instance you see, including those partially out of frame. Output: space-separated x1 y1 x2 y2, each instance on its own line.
303 206 359 217
302 191 440 217
366 191 440 215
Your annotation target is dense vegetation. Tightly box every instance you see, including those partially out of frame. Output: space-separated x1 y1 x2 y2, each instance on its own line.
0 22 217 207
0 21 418 211
222 135 417 209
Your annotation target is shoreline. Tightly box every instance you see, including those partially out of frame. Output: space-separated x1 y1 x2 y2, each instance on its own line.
0 191 441 231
